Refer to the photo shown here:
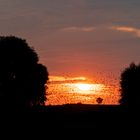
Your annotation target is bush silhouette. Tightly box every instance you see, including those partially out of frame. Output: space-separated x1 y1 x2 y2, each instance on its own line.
96 97 103 104
120 62 140 108
0 36 49 110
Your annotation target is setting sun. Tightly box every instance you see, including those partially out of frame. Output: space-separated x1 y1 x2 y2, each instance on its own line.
72 83 106 94
76 84 92 91
47 76 119 105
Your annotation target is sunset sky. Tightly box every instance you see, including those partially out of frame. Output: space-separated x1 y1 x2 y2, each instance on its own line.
0 0 140 104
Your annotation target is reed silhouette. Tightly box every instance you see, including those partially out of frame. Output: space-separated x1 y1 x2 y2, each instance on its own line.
0 36 49 111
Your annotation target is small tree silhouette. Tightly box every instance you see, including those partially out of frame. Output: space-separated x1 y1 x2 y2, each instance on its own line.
96 97 103 104
0 36 49 110
120 62 140 108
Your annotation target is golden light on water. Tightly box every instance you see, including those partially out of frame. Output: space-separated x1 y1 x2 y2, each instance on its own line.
46 76 120 105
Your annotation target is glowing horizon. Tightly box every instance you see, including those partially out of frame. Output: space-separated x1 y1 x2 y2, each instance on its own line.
63 83 106 94
1 0 137 106
46 76 120 105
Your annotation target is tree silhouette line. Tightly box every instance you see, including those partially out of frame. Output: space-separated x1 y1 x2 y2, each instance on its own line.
0 36 49 111
120 62 140 110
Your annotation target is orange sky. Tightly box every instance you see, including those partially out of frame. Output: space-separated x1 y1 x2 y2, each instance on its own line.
1 0 140 105
46 76 120 105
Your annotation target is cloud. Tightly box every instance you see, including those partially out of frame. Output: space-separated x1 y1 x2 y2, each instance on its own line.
110 26 140 37
49 76 66 82
61 26 95 32
49 76 87 82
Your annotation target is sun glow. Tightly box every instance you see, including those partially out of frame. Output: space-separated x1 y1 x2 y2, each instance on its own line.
63 83 106 94
46 76 119 105
76 83 93 91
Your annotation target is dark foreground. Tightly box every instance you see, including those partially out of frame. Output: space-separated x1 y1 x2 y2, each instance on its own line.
0 104 132 119
42 104 127 118
0 104 138 138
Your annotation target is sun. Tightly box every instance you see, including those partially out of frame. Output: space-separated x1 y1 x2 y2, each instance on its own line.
71 83 106 94
76 83 92 91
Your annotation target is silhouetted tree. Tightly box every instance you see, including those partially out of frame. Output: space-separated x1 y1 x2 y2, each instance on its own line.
0 36 49 110
96 97 103 104
120 62 140 108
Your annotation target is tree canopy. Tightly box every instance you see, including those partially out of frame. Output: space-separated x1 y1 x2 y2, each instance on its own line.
0 36 49 110
120 62 140 109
